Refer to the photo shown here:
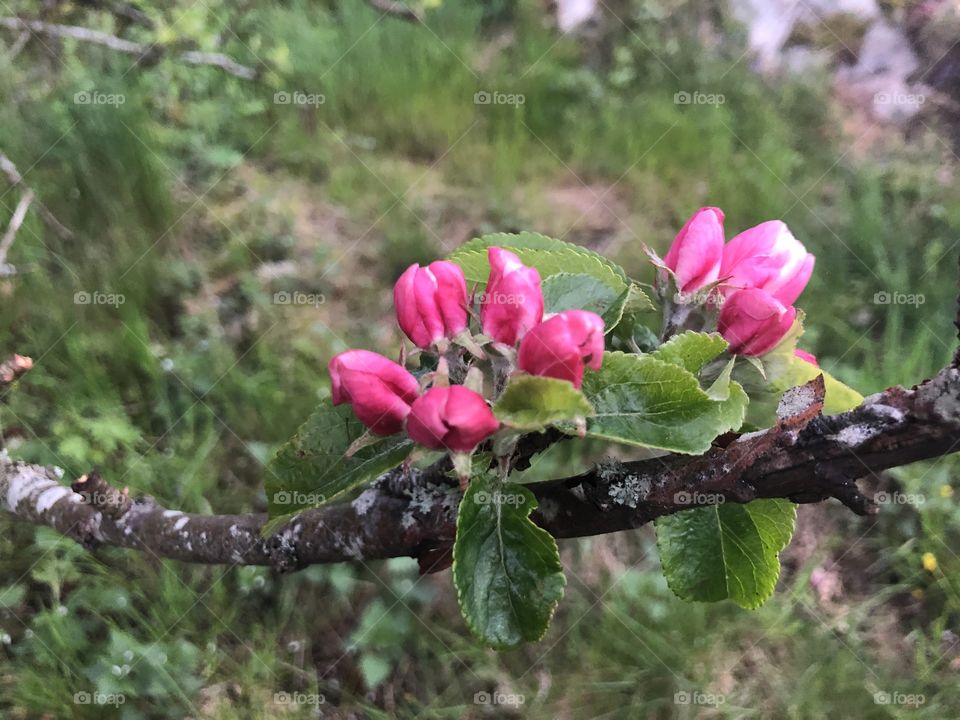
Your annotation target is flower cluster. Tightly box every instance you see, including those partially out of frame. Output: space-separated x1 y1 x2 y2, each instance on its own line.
660 207 817 361
328 247 605 453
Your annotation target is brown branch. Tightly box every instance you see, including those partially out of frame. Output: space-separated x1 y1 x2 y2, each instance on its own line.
0 17 257 80
1 360 958 571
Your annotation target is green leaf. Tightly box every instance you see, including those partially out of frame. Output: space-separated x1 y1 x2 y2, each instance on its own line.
264 404 412 525
705 357 737 402
0 584 25 609
601 282 655 334
541 273 619 315
656 499 797 609
453 476 566 648
494 375 594 431
449 232 628 293
651 331 728 375
578 351 747 454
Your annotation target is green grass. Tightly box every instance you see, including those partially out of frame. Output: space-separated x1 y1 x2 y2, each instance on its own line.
0 0 958 717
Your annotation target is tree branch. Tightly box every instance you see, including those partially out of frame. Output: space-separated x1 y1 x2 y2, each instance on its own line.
0 17 257 80
2 359 958 571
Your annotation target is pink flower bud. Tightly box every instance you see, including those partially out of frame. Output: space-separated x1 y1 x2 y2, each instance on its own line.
394 261 468 349
795 348 819 367
406 385 500 452
720 220 815 305
717 289 796 357
662 207 725 293
517 310 605 388
328 350 420 435
480 247 544 346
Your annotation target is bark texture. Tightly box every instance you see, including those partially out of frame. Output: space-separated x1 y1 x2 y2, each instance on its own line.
2 361 959 572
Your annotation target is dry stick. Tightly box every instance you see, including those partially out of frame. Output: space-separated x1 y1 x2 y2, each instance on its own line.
366 0 422 21
0 152 73 241
0 187 34 274
0 17 257 80
6 30 30 59
0 357 958 571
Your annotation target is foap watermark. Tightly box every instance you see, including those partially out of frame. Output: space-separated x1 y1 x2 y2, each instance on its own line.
274 91 326 107
674 90 725 107
273 691 326 707
674 690 725 706
674 491 725 506
473 490 526 507
874 290 924 307
874 691 925 707
273 291 326 307
74 291 125 307
474 691 525 708
474 90 525 107
74 691 125 706
74 90 125 106
873 91 925 108
874 491 925 507
273 491 326 507
474 290 526 307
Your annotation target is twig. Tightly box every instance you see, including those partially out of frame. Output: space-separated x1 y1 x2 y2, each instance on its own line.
0 152 73 241
0 17 258 80
180 50 257 80
0 187 33 275
6 29 29 59
366 0 422 21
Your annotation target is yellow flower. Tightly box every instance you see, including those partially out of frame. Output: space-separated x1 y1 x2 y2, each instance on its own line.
922 552 938 573
940 485 954 499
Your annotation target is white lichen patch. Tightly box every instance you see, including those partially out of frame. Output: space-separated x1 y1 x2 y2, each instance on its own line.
162 510 184 519
868 404 905 423
6 469 58 512
607 475 651 508
834 423 882 448
407 484 442 515
934 392 960 423
35 485 74 514
351 488 379 516
173 516 190 531
919 368 960 421
778 383 816 420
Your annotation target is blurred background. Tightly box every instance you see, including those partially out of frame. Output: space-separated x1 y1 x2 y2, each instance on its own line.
0 0 959 717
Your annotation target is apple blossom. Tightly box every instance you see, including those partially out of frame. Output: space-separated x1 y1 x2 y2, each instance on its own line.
328 349 420 435
517 310 605 388
662 207 725 293
480 247 544 346
406 385 500 452
394 261 468 349
718 288 796 357
720 220 814 305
